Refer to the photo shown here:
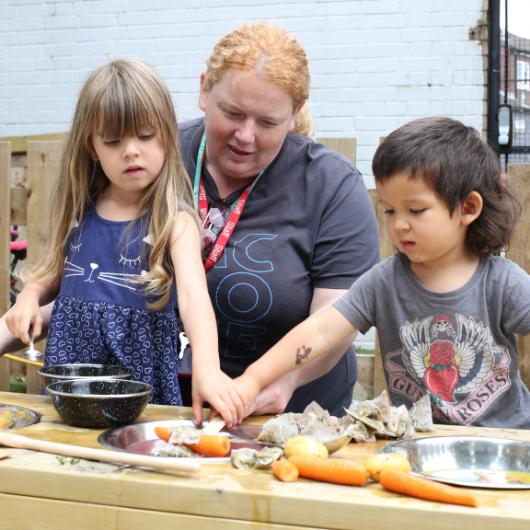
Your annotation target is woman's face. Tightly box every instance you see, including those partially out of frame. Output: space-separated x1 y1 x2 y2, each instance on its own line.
199 69 299 185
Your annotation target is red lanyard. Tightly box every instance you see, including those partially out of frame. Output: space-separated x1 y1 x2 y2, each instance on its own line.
193 133 263 271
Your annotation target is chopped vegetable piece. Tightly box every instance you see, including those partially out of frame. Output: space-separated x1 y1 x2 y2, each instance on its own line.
288 456 369 486
154 427 230 457
272 460 299 482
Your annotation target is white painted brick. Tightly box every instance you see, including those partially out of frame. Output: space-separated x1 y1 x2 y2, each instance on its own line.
1 1 489 183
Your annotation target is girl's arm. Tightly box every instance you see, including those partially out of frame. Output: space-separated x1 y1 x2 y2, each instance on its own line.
236 306 358 416
4 279 59 345
0 302 53 355
170 211 244 427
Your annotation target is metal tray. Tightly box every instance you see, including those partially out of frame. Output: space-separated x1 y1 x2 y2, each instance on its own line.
0 403 41 429
379 436 530 489
99 419 270 464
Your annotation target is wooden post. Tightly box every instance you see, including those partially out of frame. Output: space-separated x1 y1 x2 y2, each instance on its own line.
368 189 394 396
0 142 11 390
317 138 357 165
506 164 530 389
24 141 63 393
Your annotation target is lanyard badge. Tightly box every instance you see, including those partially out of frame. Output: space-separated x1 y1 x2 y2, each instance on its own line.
192 132 263 271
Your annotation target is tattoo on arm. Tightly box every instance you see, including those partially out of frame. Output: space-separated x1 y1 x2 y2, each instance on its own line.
295 345 312 365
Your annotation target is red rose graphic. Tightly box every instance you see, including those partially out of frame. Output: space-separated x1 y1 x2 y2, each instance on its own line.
429 340 455 365
424 340 459 403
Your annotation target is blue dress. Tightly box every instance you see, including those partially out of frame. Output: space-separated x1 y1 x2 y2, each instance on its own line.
45 208 181 405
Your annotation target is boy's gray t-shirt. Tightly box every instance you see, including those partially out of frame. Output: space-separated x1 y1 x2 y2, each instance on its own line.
334 253 530 428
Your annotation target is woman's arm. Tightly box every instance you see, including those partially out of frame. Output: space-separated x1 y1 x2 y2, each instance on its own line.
249 287 356 414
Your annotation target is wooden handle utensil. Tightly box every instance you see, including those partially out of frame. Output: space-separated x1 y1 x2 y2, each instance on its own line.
0 432 201 473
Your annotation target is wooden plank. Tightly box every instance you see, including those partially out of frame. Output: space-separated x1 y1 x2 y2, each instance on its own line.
317 137 357 165
25 141 63 392
10 186 28 225
0 494 323 530
506 164 530 390
0 143 11 391
0 132 67 154
368 189 394 396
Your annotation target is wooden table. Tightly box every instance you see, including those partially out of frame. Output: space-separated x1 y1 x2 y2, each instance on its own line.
1 391 529 530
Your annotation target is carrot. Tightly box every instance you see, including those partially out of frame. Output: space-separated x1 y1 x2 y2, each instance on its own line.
186 435 231 457
379 470 478 507
154 427 231 457
154 426 171 442
288 456 369 486
272 460 299 482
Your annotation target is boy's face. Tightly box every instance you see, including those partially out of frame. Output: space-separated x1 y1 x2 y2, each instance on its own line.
376 172 469 270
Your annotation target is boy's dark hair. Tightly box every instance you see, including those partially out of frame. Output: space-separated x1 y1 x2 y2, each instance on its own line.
372 116 521 256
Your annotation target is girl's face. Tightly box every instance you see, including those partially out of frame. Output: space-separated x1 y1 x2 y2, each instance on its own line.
376 172 471 270
199 69 298 187
91 128 165 201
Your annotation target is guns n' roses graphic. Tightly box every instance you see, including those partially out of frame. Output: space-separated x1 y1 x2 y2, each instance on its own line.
385 313 510 425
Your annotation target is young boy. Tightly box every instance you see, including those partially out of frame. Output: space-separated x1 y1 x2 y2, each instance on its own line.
236 117 530 428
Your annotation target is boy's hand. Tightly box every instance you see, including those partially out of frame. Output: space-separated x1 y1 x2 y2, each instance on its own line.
4 289 42 344
233 373 262 417
191 367 245 429
249 374 297 415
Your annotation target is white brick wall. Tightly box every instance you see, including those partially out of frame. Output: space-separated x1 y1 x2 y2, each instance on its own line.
0 0 487 184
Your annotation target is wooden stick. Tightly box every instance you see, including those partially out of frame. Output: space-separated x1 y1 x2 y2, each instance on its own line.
0 432 201 473
3 354 44 368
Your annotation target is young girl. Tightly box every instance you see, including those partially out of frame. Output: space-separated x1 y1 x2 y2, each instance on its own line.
5 59 243 427
235 116 530 429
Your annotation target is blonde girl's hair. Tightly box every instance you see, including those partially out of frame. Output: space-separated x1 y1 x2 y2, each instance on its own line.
31 58 194 309
202 21 310 110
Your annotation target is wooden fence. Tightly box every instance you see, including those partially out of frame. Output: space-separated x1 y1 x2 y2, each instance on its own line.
0 137 529 398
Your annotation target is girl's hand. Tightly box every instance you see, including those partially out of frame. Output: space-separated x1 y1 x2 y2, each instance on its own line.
191 368 246 428
4 288 43 344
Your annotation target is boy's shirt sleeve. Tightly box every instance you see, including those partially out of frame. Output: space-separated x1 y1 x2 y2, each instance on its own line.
333 262 381 333
502 260 530 335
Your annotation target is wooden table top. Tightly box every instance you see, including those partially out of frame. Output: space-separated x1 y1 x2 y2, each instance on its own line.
1 391 530 530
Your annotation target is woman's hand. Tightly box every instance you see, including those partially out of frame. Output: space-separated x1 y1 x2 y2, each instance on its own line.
191 367 246 429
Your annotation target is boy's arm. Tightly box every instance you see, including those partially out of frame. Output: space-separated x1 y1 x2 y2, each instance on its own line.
250 287 356 414
240 306 358 407
170 211 244 427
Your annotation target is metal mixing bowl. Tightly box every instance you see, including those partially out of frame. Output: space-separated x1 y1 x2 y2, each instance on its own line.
46 379 151 429
379 435 530 489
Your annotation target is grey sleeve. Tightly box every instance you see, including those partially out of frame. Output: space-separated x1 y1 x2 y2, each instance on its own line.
333 265 379 333
502 260 530 335
312 169 379 289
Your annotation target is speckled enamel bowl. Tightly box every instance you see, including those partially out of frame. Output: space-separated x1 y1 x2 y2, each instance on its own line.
46 379 152 428
38 364 134 389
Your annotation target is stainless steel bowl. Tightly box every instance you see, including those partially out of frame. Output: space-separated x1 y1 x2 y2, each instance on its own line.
379 436 530 489
0 403 41 429
99 419 274 463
